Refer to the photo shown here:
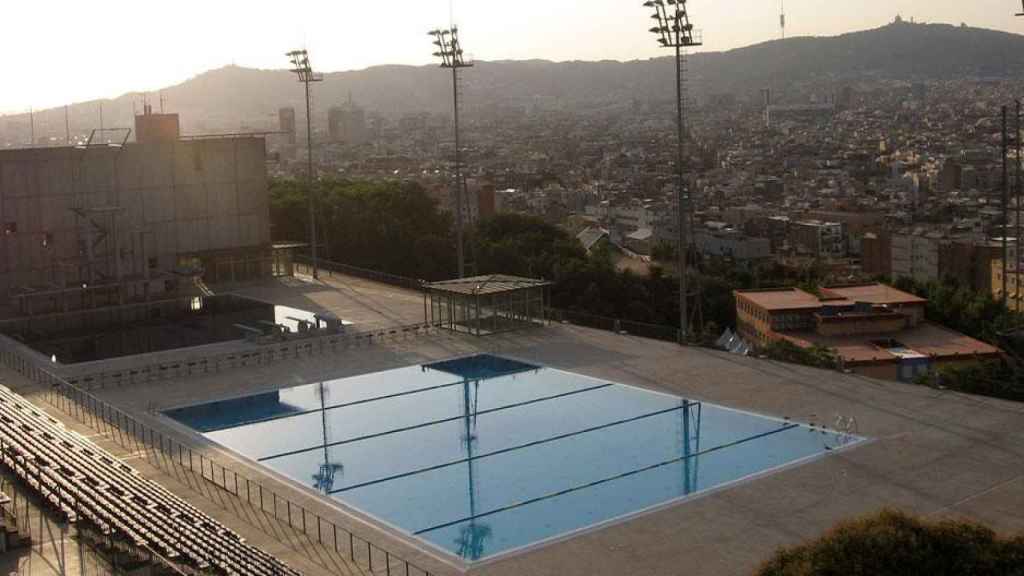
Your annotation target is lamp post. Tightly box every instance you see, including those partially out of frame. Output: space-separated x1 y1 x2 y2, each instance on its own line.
643 0 702 342
429 27 473 279
287 49 323 279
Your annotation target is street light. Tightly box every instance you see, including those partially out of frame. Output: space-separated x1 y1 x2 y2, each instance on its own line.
429 27 473 279
643 0 702 342
287 49 324 280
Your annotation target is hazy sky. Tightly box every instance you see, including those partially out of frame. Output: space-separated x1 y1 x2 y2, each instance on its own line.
2 0 1023 112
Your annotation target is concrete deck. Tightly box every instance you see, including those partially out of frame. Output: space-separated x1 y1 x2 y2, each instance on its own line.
6 272 1024 576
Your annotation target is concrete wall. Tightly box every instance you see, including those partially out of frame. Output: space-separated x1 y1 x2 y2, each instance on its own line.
0 137 269 298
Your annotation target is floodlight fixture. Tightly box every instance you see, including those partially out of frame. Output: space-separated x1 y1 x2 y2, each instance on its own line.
286 49 324 279
429 26 473 278
642 0 701 342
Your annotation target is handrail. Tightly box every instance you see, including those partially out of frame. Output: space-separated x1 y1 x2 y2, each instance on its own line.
53 321 437 392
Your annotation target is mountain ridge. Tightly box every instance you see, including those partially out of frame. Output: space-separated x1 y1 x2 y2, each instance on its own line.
6 20 1024 136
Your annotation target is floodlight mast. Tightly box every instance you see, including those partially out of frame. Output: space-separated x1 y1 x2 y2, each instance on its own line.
287 49 324 279
643 0 702 343
430 27 473 278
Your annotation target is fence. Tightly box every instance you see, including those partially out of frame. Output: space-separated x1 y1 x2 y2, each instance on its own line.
0 348 438 576
547 308 682 343
295 256 425 291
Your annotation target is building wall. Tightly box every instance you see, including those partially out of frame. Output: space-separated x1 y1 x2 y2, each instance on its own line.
862 233 892 278
940 241 1008 293
789 221 845 258
135 113 181 144
0 137 270 298
735 296 775 347
892 233 941 283
695 230 772 261
993 260 1023 310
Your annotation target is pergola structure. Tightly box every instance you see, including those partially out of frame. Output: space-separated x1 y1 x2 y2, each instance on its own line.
424 275 550 336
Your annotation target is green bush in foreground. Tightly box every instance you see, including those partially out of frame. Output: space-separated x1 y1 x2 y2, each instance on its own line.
756 509 1024 576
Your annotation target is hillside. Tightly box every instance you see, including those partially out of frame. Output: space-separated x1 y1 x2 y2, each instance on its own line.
8 19 1024 136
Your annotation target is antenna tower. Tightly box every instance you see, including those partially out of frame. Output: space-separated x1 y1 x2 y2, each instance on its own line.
780 0 786 39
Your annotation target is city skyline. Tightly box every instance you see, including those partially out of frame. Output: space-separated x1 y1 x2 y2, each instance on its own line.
1 0 1023 113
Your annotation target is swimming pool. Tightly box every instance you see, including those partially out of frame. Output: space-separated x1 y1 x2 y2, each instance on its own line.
4 295 339 364
166 354 862 563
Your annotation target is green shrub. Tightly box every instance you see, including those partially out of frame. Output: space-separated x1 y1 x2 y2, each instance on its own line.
756 509 1024 576
761 339 839 370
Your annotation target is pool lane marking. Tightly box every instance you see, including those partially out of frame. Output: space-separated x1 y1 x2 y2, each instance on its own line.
195 378 494 432
412 422 801 536
258 382 617 462
328 402 702 495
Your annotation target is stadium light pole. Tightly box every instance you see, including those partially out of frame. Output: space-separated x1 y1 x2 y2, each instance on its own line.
430 27 473 279
644 0 702 343
287 49 323 280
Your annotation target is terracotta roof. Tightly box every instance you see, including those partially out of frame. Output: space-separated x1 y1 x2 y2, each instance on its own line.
735 288 823 311
778 322 1001 365
825 284 927 306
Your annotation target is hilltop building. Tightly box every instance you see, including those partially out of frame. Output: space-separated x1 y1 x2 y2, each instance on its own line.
735 283 1000 382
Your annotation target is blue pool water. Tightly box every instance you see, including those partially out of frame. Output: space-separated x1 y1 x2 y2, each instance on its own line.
165 355 862 562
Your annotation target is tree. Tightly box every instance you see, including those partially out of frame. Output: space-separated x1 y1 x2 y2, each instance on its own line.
269 178 455 281
757 509 1024 576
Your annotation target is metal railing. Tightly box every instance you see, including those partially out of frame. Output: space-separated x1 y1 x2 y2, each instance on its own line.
546 308 682 343
0 348 438 576
43 322 438 392
295 256 426 291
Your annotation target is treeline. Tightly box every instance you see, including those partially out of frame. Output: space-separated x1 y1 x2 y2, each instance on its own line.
270 178 456 281
268 178 1024 379
269 178 754 339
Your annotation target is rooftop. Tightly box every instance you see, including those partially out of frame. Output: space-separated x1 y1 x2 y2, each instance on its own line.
735 287 827 311
779 321 1001 364
424 274 551 296
737 283 927 312
825 284 927 306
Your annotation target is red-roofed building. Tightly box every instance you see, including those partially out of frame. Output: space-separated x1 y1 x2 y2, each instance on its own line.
734 283 1001 382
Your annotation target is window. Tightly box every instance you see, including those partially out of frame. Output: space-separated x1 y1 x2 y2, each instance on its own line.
148 257 158 270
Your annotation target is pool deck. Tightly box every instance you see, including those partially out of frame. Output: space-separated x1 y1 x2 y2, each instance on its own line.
4 272 1024 576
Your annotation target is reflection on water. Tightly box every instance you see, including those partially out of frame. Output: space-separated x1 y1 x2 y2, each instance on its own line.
167 355 863 562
